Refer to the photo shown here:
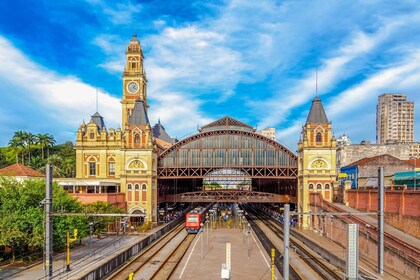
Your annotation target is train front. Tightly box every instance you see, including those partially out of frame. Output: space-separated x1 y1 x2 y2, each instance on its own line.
185 213 201 234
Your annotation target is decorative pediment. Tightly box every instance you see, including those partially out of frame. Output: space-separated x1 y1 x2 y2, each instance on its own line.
127 159 147 170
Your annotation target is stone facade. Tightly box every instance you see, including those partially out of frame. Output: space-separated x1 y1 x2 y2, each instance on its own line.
298 97 337 229
337 142 412 170
73 35 160 223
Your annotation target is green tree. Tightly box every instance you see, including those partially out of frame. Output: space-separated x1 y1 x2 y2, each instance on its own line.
35 134 55 159
85 201 124 235
0 178 88 262
22 132 35 162
28 156 46 172
47 154 63 177
8 133 25 164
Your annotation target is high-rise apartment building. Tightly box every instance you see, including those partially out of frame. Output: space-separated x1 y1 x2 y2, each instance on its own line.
376 94 414 144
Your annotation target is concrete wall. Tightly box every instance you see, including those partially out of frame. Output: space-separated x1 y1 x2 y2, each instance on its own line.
346 189 420 238
337 143 411 169
310 193 419 279
71 193 127 210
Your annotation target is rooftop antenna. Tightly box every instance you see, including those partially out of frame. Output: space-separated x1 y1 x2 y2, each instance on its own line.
316 68 318 97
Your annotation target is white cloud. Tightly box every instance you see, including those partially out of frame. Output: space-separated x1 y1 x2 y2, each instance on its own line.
0 36 121 144
149 92 213 139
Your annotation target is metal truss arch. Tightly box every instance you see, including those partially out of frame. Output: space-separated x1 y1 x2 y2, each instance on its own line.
157 128 297 179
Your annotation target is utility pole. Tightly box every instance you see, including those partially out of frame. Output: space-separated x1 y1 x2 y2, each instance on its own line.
45 164 53 278
283 204 290 280
378 167 384 275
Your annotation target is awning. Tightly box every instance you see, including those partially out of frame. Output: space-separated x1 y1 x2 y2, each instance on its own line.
57 180 119 187
338 173 348 178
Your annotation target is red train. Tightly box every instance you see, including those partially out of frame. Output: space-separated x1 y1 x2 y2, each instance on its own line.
185 207 206 234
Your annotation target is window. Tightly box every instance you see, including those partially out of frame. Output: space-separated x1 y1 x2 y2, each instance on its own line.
108 162 115 176
142 184 147 190
135 184 140 190
316 132 322 143
89 162 96 176
316 183 322 190
325 183 330 189
90 132 95 139
131 62 136 69
127 184 132 190
308 184 314 190
134 134 140 144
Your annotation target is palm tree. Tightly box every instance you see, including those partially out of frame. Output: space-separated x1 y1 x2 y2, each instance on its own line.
45 134 56 158
10 131 26 163
62 157 75 178
22 132 35 162
8 137 24 164
36 134 55 159
28 156 46 172
47 154 63 177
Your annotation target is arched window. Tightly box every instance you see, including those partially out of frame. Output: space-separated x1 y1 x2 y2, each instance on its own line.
90 132 95 140
134 134 140 144
108 157 115 176
142 184 147 190
89 159 96 176
134 184 140 190
127 184 133 190
316 132 322 143
316 183 322 190
325 183 330 189
131 62 136 69
308 184 314 190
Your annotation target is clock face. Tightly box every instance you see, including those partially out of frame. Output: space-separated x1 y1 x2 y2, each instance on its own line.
127 81 139 94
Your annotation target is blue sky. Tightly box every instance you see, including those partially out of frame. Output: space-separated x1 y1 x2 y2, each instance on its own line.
0 0 419 151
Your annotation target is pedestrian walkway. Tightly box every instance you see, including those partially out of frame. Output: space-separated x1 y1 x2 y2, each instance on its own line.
172 226 279 280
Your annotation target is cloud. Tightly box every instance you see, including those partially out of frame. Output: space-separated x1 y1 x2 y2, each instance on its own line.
85 1 142 25
149 92 213 139
0 36 120 145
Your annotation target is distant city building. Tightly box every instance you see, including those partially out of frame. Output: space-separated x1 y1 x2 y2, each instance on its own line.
336 141 412 170
336 133 352 147
409 142 420 159
376 94 414 144
256 127 276 140
340 154 413 189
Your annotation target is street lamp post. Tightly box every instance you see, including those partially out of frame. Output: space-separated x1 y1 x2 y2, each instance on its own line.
89 222 94 256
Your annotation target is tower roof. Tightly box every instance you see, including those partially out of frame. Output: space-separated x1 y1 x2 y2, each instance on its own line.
90 112 106 131
306 97 329 124
130 34 140 44
153 120 176 144
128 99 150 126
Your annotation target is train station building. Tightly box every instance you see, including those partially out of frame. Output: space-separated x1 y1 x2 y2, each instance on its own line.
59 35 339 227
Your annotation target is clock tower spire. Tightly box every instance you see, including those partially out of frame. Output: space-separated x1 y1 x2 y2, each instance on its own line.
121 34 148 128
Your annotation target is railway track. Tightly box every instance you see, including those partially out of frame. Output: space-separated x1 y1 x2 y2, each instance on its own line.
107 224 195 280
244 204 344 280
316 198 420 267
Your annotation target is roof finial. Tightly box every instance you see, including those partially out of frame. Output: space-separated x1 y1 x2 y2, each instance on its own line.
158 117 161 124
315 68 318 98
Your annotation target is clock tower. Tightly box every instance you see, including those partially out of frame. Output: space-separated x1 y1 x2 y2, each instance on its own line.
297 97 337 229
122 34 148 128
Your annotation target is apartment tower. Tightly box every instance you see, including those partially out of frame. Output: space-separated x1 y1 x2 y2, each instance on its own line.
376 94 414 144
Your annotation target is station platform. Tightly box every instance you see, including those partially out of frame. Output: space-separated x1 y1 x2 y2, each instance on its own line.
172 224 280 280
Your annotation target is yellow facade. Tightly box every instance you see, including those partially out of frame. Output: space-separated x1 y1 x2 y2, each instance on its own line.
297 98 337 229
75 35 158 222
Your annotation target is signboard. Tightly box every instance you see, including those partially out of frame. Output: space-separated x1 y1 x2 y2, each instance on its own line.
346 224 359 280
